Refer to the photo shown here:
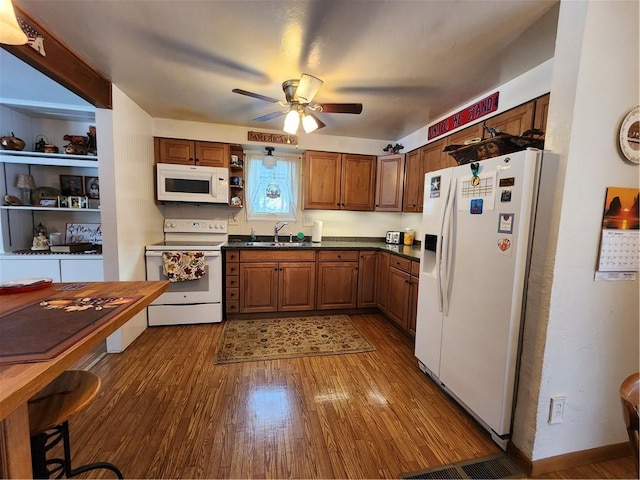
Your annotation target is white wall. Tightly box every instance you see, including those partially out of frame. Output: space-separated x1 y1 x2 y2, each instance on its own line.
100 85 164 352
512 0 640 461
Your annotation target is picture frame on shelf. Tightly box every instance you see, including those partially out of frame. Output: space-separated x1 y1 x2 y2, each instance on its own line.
60 175 84 196
68 196 87 209
58 196 69 208
85 176 99 199
37 196 59 207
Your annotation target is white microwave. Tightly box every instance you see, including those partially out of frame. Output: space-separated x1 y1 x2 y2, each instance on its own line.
156 163 229 204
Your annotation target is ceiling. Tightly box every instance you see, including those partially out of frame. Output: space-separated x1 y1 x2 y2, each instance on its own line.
13 0 559 141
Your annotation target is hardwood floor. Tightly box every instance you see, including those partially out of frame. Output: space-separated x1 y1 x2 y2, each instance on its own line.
63 313 635 479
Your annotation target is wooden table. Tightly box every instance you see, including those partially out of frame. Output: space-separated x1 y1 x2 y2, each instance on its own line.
0 281 169 478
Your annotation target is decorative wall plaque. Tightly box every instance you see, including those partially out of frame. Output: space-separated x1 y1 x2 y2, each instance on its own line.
248 131 297 145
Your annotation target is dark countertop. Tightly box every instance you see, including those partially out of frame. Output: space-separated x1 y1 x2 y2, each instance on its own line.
223 237 422 261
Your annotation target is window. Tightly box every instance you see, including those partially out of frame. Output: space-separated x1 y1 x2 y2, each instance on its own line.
246 152 298 221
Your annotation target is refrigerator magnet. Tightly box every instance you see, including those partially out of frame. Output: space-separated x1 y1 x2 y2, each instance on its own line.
470 199 483 214
498 213 514 234
497 236 513 256
500 190 512 202
430 176 441 198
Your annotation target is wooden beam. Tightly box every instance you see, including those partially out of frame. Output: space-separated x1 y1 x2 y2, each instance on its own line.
1 5 111 109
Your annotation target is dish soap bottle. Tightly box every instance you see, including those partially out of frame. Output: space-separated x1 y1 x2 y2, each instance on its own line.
250 227 256 242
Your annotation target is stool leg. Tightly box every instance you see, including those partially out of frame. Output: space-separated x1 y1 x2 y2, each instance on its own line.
30 428 65 479
61 421 124 479
32 421 123 479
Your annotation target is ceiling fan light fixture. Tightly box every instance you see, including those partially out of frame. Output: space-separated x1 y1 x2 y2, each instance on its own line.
0 0 27 45
263 146 276 168
302 113 319 133
283 109 300 134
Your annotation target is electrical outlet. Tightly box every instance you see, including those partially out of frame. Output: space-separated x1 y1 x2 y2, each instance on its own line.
228 214 239 226
548 396 565 424
302 217 313 227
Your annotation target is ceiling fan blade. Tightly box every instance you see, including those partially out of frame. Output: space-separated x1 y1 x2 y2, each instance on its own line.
232 88 280 103
296 73 323 103
253 111 286 122
315 103 363 114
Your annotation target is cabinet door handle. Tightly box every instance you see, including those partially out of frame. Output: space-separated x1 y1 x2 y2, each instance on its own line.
274 267 278 271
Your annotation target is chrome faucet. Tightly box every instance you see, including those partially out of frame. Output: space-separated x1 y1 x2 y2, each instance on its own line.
274 221 288 242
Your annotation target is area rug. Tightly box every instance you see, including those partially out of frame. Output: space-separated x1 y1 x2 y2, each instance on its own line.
213 315 376 364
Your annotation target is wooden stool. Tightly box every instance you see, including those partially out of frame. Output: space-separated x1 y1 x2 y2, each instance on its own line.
28 370 123 479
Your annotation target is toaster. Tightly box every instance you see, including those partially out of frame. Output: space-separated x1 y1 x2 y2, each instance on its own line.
386 231 404 244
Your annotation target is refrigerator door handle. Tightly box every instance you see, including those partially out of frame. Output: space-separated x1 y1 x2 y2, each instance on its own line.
441 178 457 316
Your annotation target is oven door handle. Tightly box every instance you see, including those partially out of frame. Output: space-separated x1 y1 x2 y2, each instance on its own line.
145 251 221 257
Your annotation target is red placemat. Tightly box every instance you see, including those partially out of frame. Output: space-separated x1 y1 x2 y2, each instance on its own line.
0 296 141 365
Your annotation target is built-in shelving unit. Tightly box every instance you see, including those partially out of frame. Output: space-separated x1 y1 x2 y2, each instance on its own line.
0 96 101 269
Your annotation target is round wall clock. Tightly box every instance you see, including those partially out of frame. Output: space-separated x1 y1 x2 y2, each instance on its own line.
619 106 640 164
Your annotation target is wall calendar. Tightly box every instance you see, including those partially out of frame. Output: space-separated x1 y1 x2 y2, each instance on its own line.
595 187 639 281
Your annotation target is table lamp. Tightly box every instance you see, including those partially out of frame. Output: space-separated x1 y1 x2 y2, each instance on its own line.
16 173 36 205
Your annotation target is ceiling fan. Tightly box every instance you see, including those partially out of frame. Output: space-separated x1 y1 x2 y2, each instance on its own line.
232 73 363 133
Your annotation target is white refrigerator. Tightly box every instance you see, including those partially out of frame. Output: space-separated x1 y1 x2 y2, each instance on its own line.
414 148 543 445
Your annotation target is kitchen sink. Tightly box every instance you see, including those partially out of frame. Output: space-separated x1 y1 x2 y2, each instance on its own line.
243 241 310 247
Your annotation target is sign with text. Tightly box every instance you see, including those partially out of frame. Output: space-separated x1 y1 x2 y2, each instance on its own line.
248 131 297 145
428 92 499 140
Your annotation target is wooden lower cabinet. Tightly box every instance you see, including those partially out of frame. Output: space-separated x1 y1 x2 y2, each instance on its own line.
357 251 377 307
376 251 390 313
316 250 359 309
407 263 419 337
227 248 418 333
386 265 411 330
238 250 316 313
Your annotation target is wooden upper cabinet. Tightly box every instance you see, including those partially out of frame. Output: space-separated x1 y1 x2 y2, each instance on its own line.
533 93 550 137
483 102 534 138
303 150 341 210
375 154 405 212
303 151 375 211
402 148 422 212
155 137 229 167
341 153 376 211
195 142 229 167
422 138 448 174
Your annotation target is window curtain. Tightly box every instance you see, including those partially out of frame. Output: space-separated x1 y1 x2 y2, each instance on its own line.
245 152 298 221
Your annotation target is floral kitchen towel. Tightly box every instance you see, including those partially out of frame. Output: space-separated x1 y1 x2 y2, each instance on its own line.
162 251 206 282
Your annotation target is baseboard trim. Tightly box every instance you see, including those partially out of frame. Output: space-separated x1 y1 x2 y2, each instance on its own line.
507 441 632 476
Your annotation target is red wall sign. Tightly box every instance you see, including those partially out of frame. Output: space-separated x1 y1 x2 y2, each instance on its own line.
427 92 500 140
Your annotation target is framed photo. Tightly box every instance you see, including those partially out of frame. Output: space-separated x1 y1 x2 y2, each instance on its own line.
37 196 58 207
60 175 84 196
84 176 100 199
68 196 83 209
58 196 69 208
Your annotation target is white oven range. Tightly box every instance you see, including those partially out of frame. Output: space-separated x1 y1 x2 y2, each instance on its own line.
145 218 227 326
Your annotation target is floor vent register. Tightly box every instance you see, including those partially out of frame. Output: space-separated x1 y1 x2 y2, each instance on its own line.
400 453 524 480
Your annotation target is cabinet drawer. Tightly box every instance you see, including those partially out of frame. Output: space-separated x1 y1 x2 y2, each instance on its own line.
225 301 239 313
411 260 420 277
226 287 239 301
240 250 316 262
226 262 239 276
389 255 412 273
225 250 240 262
318 250 359 262
226 275 239 288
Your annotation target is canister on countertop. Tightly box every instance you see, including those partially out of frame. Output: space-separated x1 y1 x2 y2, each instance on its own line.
404 228 415 245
